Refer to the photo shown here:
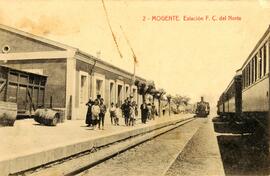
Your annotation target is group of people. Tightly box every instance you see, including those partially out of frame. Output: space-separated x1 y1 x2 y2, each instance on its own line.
85 95 159 130
140 101 158 124
85 95 107 130
119 99 138 126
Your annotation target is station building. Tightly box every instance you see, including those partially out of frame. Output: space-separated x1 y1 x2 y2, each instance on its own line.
0 24 146 120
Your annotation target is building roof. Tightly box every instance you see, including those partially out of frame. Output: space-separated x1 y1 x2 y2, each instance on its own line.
0 24 77 51
0 24 146 82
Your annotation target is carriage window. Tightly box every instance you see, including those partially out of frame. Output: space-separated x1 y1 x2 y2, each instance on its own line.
244 68 247 87
246 66 248 87
263 45 267 76
242 69 245 88
259 55 262 79
255 56 257 81
246 68 248 87
249 62 252 85
251 58 254 83
247 63 250 86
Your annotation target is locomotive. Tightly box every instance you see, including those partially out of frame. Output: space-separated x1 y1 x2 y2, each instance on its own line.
195 97 210 117
213 25 270 134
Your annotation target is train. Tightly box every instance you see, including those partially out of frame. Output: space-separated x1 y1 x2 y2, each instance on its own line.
195 97 210 117
213 25 270 134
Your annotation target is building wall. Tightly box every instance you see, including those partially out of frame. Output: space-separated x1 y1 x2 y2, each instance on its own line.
0 29 64 53
74 59 142 120
2 58 144 120
2 59 67 109
0 25 148 121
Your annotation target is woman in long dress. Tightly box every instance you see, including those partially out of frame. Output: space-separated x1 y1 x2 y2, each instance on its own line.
85 98 94 127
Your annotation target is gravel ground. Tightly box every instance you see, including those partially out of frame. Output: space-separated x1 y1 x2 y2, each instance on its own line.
165 117 224 176
165 117 270 176
78 118 205 176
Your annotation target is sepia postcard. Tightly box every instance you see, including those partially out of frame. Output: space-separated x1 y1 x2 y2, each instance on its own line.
0 0 269 175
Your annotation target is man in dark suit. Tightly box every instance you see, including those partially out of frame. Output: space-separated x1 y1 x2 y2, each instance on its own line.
140 101 148 124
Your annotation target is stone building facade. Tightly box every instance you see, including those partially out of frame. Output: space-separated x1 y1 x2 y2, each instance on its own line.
0 24 146 120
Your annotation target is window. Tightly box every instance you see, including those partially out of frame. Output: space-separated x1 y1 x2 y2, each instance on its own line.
243 69 245 88
255 57 257 81
247 63 250 86
80 75 87 104
263 45 267 76
259 55 262 79
249 62 252 85
251 58 254 83
244 68 247 87
110 82 114 104
117 85 123 105
96 80 103 98
245 68 248 87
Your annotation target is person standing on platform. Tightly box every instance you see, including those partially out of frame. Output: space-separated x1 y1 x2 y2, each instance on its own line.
109 103 116 125
151 103 156 120
115 103 121 126
140 101 148 124
97 94 102 104
122 99 130 126
85 98 94 128
162 106 166 116
147 103 152 121
129 101 136 126
91 99 100 130
121 99 127 122
99 98 107 130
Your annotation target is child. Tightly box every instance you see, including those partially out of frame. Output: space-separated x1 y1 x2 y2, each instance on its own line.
109 103 116 125
115 104 121 126
129 101 136 126
91 99 100 129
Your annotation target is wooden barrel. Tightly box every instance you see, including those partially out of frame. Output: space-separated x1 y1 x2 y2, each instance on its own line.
0 101 17 127
34 108 61 126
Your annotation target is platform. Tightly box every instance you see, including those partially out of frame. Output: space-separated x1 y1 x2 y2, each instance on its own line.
0 113 193 175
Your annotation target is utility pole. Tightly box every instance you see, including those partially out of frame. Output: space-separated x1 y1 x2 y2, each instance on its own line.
89 51 99 98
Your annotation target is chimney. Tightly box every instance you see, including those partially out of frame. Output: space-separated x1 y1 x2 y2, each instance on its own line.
201 97 204 102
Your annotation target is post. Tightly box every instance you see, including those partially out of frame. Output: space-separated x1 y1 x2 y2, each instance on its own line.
169 102 171 116
133 60 136 85
158 98 161 117
67 95 72 120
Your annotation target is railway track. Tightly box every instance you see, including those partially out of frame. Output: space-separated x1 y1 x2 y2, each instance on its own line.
13 117 197 176
78 118 207 176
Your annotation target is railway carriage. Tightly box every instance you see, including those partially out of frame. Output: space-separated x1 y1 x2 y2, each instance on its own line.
213 25 270 134
217 71 242 119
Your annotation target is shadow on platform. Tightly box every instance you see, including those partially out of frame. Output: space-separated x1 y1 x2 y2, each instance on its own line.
217 134 269 175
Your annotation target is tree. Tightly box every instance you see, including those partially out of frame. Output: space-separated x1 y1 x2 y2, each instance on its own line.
172 94 191 112
135 80 155 102
166 94 172 116
182 96 191 106
154 88 166 117
172 94 183 110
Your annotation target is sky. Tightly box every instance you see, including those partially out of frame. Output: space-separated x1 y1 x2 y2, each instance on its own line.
0 0 269 106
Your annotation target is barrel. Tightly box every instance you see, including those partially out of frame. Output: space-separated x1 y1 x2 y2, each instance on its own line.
34 108 61 126
0 101 17 127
